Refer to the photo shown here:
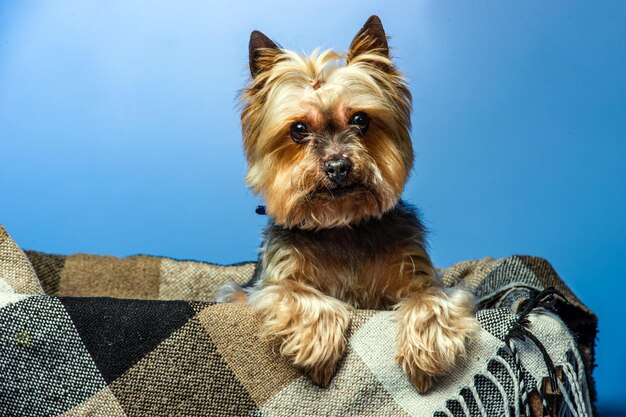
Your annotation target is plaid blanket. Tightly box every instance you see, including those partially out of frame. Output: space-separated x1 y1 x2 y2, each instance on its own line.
0 225 597 416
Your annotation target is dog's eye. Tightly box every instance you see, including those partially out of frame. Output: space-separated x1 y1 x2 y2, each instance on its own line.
290 121 309 143
349 112 369 134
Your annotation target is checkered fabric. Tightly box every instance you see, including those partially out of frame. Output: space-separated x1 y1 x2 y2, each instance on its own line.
0 225 597 416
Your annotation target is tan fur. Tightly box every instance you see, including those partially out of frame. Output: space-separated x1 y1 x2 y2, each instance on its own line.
249 280 351 386
240 45 412 230
223 16 477 392
394 285 477 392
258 232 434 310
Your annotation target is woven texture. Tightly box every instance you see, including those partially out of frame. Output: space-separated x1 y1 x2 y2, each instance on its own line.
0 225 597 416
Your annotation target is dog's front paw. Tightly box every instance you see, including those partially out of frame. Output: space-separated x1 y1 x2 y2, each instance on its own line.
306 351 342 387
279 309 349 387
395 348 436 393
395 287 477 393
251 284 351 387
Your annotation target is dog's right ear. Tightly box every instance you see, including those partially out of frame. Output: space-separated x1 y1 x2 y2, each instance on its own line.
249 30 280 78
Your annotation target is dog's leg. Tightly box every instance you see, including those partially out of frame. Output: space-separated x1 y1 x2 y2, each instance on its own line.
213 282 249 303
249 280 351 386
394 280 477 393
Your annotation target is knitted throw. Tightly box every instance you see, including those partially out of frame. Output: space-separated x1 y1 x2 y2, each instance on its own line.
0 225 597 416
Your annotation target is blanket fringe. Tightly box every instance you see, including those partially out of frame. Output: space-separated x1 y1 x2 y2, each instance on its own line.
435 288 591 417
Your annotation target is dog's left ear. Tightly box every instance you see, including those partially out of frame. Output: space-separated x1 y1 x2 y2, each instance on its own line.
347 15 390 68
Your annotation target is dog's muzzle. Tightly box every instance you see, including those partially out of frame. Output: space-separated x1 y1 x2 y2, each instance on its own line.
323 156 352 187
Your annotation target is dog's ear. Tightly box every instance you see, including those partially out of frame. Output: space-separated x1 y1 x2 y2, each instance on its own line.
347 15 390 70
249 30 280 78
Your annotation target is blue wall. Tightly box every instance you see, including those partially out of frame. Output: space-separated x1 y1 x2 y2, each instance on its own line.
1 1 624 411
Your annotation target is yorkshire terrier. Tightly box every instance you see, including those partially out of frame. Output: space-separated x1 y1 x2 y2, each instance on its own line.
216 15 477 393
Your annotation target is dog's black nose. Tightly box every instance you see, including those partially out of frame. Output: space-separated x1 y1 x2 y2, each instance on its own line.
323 157 351 185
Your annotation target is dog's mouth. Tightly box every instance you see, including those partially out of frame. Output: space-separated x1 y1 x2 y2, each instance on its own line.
329 183 360 196
313 183 367 198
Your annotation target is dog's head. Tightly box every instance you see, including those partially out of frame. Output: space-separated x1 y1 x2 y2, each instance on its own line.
241 16 413 229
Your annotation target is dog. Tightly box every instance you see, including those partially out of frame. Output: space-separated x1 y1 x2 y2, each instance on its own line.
216 15 477 393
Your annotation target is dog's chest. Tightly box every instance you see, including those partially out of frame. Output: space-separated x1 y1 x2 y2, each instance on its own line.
261 202 431 309
291 228 413 309
315 249 402 309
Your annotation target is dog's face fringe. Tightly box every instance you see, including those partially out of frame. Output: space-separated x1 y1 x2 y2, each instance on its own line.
241 18 413 229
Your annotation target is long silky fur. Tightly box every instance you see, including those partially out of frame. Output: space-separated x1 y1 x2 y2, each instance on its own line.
220 17 477 392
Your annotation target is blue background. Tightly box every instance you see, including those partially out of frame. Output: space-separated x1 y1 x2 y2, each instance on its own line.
1 1 624 412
